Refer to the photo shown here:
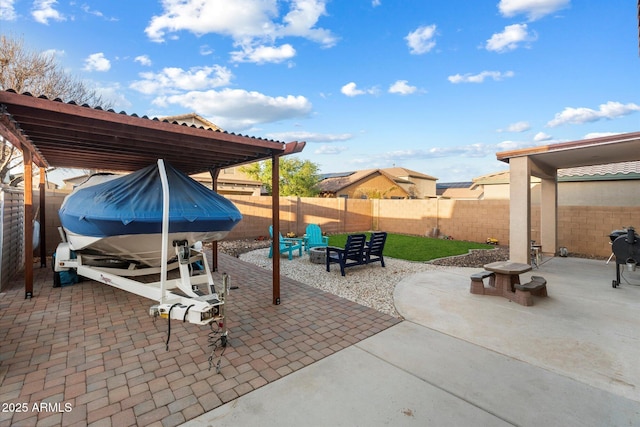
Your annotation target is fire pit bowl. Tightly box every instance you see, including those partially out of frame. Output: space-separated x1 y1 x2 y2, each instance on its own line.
309 247 326 264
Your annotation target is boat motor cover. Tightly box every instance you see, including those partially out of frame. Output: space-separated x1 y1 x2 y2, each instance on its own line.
59 161 242 238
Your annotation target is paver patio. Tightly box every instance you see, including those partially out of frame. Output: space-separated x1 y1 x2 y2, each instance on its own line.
0 253 400 426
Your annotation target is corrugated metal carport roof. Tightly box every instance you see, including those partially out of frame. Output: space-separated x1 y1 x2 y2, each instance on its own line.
0 89 305 173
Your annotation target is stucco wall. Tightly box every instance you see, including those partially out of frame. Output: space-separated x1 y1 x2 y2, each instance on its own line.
40 192 636 259
558 180 640 206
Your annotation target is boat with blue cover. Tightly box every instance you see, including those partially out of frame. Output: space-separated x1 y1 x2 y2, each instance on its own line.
58 160 242 267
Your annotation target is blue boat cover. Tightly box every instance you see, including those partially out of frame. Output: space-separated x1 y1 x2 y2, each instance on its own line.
59 161 242 238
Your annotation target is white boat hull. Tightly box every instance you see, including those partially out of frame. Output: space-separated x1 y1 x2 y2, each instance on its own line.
65 229 230 267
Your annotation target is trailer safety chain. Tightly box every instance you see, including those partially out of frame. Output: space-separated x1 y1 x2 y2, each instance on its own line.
207 322 227 374
166 303 182 351
183 304 195 322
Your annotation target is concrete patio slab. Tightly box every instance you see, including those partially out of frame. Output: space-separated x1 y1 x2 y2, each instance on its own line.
394 257 640 402
185 257 640 427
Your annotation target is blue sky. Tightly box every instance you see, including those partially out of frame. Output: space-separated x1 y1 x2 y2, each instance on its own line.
1 0 639 183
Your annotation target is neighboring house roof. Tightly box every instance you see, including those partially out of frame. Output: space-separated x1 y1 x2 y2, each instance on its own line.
319 169 385 193
440 187 483 199
160 112 223 131
381 167 438 181
320 167 437 194
472 170 513 186
436 182 482 199
318 168 412 194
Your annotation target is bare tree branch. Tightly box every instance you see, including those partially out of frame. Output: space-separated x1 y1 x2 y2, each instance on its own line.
0 35 114 186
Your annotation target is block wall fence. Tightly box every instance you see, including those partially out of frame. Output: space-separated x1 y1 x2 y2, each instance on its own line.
38 191 637 259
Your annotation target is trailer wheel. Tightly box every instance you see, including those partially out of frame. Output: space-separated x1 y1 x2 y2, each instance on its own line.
52 253 61 288
53 271 61 288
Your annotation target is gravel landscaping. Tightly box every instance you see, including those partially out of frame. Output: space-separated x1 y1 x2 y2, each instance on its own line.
216 238 509 318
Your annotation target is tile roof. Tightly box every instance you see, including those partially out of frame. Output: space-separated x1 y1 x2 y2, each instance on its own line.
557 160 640 178
473 161 640 185
160 112 224 131
318 169 385 193
381 167 438 181
319 167 438 193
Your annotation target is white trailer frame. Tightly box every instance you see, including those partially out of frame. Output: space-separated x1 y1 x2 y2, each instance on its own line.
53 159 228 329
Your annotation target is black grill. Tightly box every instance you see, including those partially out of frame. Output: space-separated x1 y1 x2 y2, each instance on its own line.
611 227 640 288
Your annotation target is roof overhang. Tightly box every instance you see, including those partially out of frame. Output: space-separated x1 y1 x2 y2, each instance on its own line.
496 131 640 175
0 90 305 174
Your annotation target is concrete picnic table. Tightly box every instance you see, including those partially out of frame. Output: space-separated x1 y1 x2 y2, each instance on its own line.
483 261 532 294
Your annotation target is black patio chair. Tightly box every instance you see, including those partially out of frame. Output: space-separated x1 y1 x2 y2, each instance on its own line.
326 234 367 276
365 231 387 268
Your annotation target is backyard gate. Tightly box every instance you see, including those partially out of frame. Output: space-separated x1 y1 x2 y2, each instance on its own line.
0 186 24 291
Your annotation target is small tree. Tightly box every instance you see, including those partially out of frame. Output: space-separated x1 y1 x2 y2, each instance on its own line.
241 157 321 197
0 35 112 185
354 186 399 199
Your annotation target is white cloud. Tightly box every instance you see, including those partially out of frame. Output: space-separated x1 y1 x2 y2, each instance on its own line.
315 145 348 155
130 65 233 95
405 24 437 55
200 45 214 56
43 48 65 58
32 0 65 24
547 101 640 127
498 0 570 21
486 24 536 53
388 80 417 95
504 121 530 132
495 139 546 151
146 0 276 42
371 0 381 7
278 0 335 45
533 132 552 141
91 82 132 110
369 137 561 164
230 43 296 64
145 0 336 64
0 0 17 20
134 55 152 66
341 82 377 97
375 144 498 162
266 131 353 143
448 70 514 83
341 82 362 97
83 53 111 72
154 88 312 130
80 4 116 21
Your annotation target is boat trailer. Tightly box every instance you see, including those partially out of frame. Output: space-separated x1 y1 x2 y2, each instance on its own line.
54 240 226 325
54 240 232 371
52 159 233 372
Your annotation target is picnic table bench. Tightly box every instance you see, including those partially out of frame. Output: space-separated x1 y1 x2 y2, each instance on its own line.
470 261 547 306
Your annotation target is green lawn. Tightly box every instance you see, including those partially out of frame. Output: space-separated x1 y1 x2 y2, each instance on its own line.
327 232 494 262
